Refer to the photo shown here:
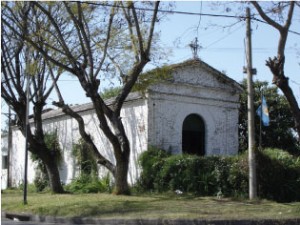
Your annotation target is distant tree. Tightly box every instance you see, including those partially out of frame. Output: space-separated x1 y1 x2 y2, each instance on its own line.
2 1 162 194
1 2 64 192
251 1 300 141
100 87 122 100
239 79 298 155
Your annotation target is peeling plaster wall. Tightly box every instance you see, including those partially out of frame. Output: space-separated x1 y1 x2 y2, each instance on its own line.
9 128 37 187
9 98 148 186
6 61 241 188
1 134 8 189
148 64 240 156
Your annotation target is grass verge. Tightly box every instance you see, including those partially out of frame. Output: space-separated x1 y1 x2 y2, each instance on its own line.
2 189 300 220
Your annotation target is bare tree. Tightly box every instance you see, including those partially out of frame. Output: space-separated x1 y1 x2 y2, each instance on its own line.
2 1 161 194
251 1 300 140
1 2 64 193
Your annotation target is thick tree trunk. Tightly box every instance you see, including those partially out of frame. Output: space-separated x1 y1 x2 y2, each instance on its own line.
33 104 65 193
275 80 300 141
27 132 64 193
15 104 64 193
32 146 64 193
108 117 130 195
114 154 130 195
44 158 64 193
267 56 300 141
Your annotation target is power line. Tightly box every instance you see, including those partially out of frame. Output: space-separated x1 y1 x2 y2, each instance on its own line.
74 1 300 36
291 79 300 86
203 23 244 49
77 1 249 20
196 1 203 37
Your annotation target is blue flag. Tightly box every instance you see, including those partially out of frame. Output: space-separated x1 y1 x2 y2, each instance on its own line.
256 96 269 126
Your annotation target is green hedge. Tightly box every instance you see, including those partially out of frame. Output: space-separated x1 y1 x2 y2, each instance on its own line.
137 148 300 202
257 148 300 202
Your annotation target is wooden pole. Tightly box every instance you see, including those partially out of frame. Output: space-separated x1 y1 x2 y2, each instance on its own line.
246 7 257 200
259 89 263 150
7 107 12 188
23 75 30 205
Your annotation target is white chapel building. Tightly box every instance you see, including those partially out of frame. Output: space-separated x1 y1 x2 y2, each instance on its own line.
3 59 242 187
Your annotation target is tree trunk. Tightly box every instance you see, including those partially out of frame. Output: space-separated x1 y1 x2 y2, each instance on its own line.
44 158 64 193
111 115 131 195
28 134 64 193
267 57 300 141
276 79 300 140
114 154 130 195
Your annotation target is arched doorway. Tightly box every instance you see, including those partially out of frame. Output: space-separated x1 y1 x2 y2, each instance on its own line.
182 114 205 156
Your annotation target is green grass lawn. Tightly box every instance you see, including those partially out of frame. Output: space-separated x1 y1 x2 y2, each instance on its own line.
2 189 300 220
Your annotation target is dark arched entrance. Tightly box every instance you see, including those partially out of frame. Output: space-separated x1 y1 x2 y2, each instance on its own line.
182 114 205 156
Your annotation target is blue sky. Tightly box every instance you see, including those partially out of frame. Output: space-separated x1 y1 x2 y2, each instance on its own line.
1 1 300 128
157 1 300 99
56 1 300 105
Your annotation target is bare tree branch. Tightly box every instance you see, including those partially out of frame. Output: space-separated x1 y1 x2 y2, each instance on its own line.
113 2 160 115
145 1 160 56
130 2 145 58
95 3 116 77
2 18 75 75
32 2 78 70
251 1 283 31
120 2 140 62
63 2 88 72
284 1 295 30
251 1 300 140
252 1 295 58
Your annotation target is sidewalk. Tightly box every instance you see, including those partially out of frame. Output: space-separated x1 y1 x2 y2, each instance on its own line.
3 212 300 225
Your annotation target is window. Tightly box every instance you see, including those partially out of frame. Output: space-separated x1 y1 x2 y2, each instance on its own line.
2 155 8 169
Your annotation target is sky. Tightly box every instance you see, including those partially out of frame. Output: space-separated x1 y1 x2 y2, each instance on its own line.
157 1 300 98
1 1 300 129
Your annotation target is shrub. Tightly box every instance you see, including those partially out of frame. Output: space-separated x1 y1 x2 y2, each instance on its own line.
34 171 49 192
137 147 300 202
156 154 219 195
256 148 300 202
227 154 248 198
137 146 170 191
72 138 98 176
65 173 113 194
138 150 232 196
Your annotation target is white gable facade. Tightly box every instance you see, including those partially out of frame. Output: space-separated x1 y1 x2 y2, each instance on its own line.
4 59 242 187
147 60 241 156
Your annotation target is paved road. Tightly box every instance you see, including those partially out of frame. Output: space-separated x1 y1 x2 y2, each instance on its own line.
2 218 58 225
3 216 300 225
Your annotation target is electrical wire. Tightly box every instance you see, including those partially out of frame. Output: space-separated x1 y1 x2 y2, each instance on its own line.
73 1 300 36
196 1 203 38
203 23 244 49
74 1 247 19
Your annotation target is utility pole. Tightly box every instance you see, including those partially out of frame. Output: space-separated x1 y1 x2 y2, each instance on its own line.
23 75 30 205
259 88 263 150
245 7 257 200
7 107 12 188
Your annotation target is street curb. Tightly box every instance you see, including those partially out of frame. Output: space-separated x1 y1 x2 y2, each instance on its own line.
2 212 300 225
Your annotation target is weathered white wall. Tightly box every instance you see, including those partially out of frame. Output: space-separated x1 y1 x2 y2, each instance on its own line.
6 60 241 188
1 134 8 189
9 129 37 187
9 98 148 186
148 62 240 155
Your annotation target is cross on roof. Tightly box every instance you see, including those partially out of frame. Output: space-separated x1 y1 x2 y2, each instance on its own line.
189 37 201 59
